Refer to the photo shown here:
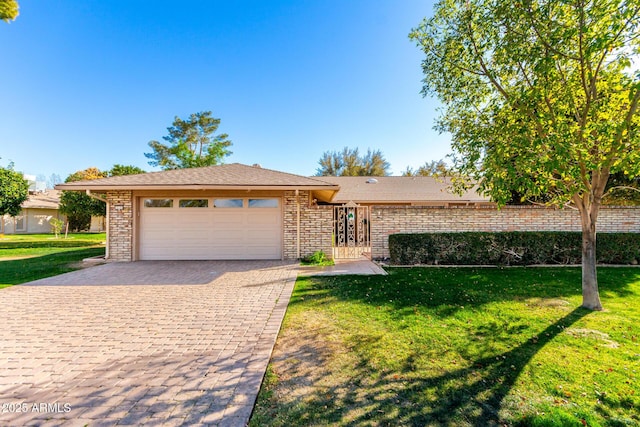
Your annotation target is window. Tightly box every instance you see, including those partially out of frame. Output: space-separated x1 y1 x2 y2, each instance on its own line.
179 199 208 208
15 215 25 231
144 199 173 208
213 199 243 208
248 198 279 208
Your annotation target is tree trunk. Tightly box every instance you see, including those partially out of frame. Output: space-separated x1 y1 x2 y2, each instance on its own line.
574 170 608 311
581 223 603 311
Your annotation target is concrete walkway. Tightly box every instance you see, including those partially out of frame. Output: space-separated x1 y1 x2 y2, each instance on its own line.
0 261 298 427
298 257 388 276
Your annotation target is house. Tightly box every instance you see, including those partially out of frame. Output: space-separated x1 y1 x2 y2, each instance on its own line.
54 163 487 261
55 163 640 262
0 190 106 235
1 190 65 234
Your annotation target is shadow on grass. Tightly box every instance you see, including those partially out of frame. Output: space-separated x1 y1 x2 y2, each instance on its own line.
256 267 640 426
0 247 105 285
260 308 590 426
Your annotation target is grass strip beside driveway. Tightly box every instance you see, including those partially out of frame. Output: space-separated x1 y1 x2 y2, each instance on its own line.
251 267 640 427
0 233 105 287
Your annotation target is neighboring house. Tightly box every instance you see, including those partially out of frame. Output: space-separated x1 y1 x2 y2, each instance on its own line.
0 190 106 234
319 176 492 207
55 163 640 262
1 190 64 234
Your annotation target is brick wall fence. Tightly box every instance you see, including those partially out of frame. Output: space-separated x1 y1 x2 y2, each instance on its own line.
370 205 640 260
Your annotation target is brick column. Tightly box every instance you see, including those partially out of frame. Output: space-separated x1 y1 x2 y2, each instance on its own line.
106 191 133 262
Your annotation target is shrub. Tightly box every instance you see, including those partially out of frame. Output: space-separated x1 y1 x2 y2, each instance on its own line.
389 232 640 266
49 218 64 238
301 250 333 266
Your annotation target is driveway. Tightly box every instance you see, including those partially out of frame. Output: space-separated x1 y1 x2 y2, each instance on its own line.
0 261 298 427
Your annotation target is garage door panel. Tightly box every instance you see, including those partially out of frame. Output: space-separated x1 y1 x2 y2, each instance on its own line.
139 198 282 260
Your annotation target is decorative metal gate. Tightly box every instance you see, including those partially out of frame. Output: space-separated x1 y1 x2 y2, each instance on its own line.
333 201 371 259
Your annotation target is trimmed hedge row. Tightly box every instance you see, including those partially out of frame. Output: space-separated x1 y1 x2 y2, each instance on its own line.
388 232 640 266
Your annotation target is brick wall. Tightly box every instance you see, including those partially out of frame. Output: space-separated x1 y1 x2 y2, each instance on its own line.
371 205 640 259
106 190 133 262
283 190 333 259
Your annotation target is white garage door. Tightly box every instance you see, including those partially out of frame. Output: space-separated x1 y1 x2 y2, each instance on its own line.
139 197 282 260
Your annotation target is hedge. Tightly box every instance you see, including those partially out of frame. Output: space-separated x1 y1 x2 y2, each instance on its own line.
388 232 640 266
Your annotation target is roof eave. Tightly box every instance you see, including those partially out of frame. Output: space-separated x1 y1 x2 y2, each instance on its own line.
331 199 490 204
55 184 341 192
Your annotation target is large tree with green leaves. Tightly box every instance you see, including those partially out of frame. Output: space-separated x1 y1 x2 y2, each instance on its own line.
59 165 145 231
59 168 107 231
316 147 390 176
145 111 232 170
0 162 28 217
410 0 640 310
109 164 146 176
0 0 19 22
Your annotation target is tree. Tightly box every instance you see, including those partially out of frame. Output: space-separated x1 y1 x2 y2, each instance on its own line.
59 168 107 231
145 111 232 170
0 162 28 217
0 0 19 23
603 172 640 206
59 165 146 231
403 159 451 177
316 147 390 176
47 173 63 189
109 164 145 176
410 0 640 310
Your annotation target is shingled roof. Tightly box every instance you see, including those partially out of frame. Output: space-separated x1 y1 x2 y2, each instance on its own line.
21 190 61 210
319 176 490 204
56 163 340 192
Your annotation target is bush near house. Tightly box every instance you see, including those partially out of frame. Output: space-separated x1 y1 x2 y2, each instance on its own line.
389 232 640 266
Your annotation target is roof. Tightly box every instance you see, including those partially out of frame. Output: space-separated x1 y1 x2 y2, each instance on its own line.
56 163 340 196
22 190 61 210
318 176 490 204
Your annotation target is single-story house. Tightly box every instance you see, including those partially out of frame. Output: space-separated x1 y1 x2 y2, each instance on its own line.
1 190 106 235
1 190 65 234
54 163 487 261
55 163 640 262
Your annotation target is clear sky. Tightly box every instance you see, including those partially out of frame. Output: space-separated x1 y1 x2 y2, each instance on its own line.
1 0 450 181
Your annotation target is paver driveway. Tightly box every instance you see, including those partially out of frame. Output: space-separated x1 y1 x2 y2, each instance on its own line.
0 261 298 427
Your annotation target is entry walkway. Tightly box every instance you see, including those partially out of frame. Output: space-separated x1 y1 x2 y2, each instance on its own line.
298 257 388 276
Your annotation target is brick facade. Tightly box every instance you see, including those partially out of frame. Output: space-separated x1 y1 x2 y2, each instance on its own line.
370 205 640 259
106 190 133 262
283 190 333 259
105 188 639 263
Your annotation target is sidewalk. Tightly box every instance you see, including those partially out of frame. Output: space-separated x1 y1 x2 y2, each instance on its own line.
297 257 387 276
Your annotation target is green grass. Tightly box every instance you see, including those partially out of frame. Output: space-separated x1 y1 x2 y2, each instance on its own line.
0 233 105 287
250 267 640 427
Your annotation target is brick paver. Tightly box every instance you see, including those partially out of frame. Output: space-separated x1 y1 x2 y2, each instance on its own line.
0 261 298 426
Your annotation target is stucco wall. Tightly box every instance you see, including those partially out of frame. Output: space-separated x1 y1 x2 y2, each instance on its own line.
283 190 333 259
371 205 640 259
1 209 63 234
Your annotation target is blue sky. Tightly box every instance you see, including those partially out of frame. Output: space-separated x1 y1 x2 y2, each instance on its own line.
1 0 449 180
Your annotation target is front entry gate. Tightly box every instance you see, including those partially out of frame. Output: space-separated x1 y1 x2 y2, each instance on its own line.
333 201 371 259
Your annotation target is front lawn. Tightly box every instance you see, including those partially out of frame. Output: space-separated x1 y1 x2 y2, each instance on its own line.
251 267 640 427
0 233 105 287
